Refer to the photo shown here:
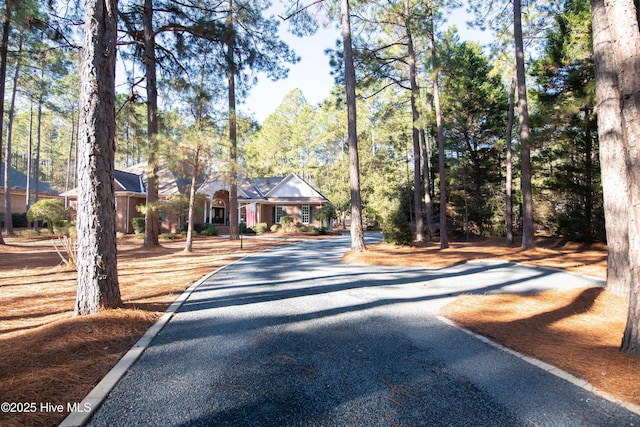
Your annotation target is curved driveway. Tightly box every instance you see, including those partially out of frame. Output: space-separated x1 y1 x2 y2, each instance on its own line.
86 234 639 426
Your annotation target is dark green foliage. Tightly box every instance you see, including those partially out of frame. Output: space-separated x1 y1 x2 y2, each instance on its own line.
382 208 414 247
132 217 145 234
315 205 337 222
53 220 75 236
555 210 590 241
530 0 602 242
12 213 28 228
251 222 268 234
438 33 510 238
190 223 218 236
27 199 66 230
315 226 329 235
200 224 218 236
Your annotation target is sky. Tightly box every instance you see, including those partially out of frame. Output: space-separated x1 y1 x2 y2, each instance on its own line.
240 4 488 124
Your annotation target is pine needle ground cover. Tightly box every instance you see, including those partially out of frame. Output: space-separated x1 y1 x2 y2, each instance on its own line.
346 238 639 407
1 234 637 425
0 235 289 426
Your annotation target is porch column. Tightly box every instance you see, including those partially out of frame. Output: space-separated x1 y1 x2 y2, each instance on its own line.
208 193 213 224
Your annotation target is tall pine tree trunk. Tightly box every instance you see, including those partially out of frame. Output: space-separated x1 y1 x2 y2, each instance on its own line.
341 0 365 252
65 106 76 193
514 0 535 249
184 147 200 253
591 0 631 299
428 5 448 249
75 0 122 315
25 105 33 218
143 0 160 247
4 37 20 237
421 128 434 240
604 0 640 356
505 73 516 245
34 100 42 213
226 0 239 241
0 11 9 245
406 0 424 244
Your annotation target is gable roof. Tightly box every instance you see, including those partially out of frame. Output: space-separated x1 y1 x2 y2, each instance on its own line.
251 177 285 197
115 170 145 193
198 173 330 205
265 174 325 199
123 159 192 196
0 164 58 195
61 158 198 198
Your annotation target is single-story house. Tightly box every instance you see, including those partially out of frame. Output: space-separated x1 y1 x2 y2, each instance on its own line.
62 159 332 234
61 169 147 234
62 158 197 234
197 173 332 229
0 165 60 220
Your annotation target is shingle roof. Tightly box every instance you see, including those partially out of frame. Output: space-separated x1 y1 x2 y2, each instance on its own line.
115 170 145 193
123 158 197 196
0 164 58 195
251 177 285 197
199 174 330 205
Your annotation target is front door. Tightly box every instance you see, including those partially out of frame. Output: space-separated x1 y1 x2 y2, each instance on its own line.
213 207 226 224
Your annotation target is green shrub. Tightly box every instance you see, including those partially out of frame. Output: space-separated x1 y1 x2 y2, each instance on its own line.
252 222 268 234
280 215 295 232
192 223 206 233
53 220 76 236
19 229 41 239
382 209 414 246
27 199 66 231
132 217 145 234
555 210 591 242
270 223 281 233
12 213 28 228
315 205 337 227
239 222 256 234
159 232 176 240
200 224 218 236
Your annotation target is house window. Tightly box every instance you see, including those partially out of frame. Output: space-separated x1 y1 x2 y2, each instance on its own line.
301 205 310 224
275 205 285 224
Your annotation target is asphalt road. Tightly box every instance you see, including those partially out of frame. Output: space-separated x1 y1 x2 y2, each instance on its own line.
86 233 639 426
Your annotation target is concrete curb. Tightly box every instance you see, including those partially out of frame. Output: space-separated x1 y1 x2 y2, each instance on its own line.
59 258 245 427
437 316 640 418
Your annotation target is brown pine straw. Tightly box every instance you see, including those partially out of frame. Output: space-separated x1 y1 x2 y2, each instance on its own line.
0 234 291 427
345 238 639 407
442 287 639 406
1 234 637 425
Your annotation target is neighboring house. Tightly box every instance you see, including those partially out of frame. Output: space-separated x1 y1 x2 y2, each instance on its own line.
197 173 332 229
62 162 332 234
0 165 60 220
121 160 196 233
62 158 196 234
61 169 146 234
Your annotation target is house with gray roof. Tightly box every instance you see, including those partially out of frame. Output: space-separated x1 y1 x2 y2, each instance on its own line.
62 159 332 234
197 173 332 229
63 156 204 234
0 165 60 220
